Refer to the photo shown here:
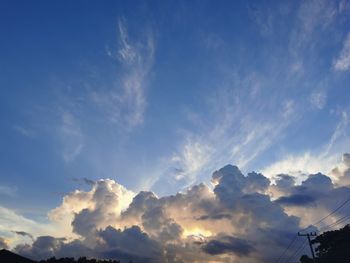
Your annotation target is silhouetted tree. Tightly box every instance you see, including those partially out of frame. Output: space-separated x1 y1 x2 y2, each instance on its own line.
298 224 350 263
299 254 313 263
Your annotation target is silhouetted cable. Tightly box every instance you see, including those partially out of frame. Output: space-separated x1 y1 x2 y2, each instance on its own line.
289 241 308 263
307 196 350 229
273 235 298 263
319 211 350 232
284 239 307 263
273 196 350 263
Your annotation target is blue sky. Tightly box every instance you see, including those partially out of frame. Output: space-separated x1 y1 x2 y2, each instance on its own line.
1 0 350 232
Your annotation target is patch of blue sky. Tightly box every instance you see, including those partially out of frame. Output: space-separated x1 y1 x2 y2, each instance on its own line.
0 0 350 219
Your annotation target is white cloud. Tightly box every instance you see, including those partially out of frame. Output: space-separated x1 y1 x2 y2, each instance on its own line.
49 179 135 237
248 3 274 36
324 110 348 155
154 96 297 193
262 110 349 180
0 237 8 249
0 206 58 248
338 0 350 13
170 139 213 182
282 99 295 118
334 32 350 71
13 125 35 138
310 89 327 110
261 152 339 181
59 111 84 163
331 153 350 186
288 0 339 71
91 18 154 131
296 0 337 45
0 185 17 197
11 158 350 262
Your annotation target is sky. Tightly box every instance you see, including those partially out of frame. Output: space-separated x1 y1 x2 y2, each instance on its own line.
0 0 350 262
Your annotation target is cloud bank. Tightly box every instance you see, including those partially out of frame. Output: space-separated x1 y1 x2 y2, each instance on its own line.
2 153 349 262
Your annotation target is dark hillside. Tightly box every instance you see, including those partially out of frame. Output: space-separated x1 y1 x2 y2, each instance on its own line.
0 249 36 263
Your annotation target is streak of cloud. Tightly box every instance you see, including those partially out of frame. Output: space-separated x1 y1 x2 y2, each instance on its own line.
90 18 155 131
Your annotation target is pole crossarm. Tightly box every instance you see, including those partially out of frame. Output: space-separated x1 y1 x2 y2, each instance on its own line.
297 232 317 262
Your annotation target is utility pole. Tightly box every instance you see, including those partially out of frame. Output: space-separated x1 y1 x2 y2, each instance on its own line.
298 231 317 262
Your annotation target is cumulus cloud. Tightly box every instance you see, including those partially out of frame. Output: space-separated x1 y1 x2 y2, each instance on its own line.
15 236 91 260
262 109 349 182
49 179 134 237
0 237 8 249
270 167 350 231
7 154 350 262
12 231 34 241
261 152 339 180
97 226 164 262
0 206 59 248
202 235 255 256
331 153 350 186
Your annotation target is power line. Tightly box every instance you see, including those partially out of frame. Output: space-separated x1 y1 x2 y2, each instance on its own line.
319 211 350 232
283 239 307 263
273 235 298 263
289 241 308 263
308 196 350 229
273 195 350 263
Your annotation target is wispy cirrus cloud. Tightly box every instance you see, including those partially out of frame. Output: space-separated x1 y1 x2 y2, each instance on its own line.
309 89 327 110
0 185 17 197
333 32 350 71
262 152 339 182
151 77 300 194
91 18 155 131
13 125 35 138
51 18 154 164
149 0 349 194
59 111 84 163
262 110 349 180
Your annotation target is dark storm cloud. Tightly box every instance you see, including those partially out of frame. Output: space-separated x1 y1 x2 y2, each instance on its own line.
15 226 164 262
15 236 72 260
202 235 255 256
274 174 296 191
275 173 334 207
98 225 164 262
196 213 232 221
276 194 316 206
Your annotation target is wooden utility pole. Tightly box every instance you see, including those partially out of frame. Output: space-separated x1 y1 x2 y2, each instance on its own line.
298 231 317 262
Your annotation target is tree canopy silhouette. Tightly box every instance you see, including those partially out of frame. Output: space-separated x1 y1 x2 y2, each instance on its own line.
299 224 350 263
